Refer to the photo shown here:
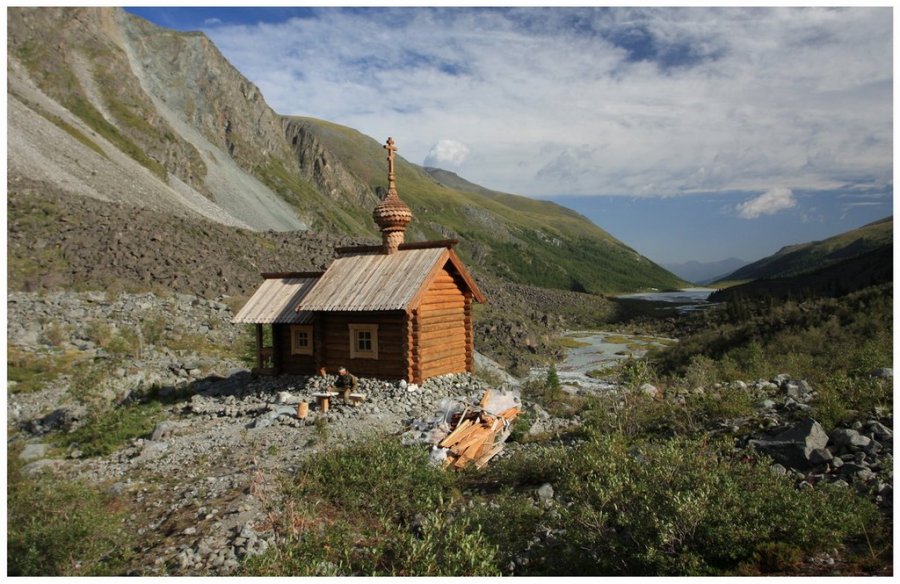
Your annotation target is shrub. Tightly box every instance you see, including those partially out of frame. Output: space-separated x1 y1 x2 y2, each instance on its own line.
8 451 132 575
42 322 69 347
244 439 500 576
141 316 167 346
550 435 880 575
86 319 113 348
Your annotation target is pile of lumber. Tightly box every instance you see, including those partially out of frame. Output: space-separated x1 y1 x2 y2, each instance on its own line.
438 390 520 470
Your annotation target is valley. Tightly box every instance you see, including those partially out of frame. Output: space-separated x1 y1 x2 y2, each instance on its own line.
6 6 893 578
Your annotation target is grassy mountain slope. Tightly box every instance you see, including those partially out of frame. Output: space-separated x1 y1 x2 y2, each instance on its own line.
7 6 684 295
290 117 686 294
719 217 892 282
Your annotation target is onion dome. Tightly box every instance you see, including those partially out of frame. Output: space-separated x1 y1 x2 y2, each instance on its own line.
373 137 413 253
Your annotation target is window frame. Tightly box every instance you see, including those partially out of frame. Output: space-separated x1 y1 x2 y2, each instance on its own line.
348 323 379 360
290 324 314 356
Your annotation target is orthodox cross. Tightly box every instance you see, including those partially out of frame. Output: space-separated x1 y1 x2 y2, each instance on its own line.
384 137 398 191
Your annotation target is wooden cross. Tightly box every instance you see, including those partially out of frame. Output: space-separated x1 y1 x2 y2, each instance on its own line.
384 137 397 177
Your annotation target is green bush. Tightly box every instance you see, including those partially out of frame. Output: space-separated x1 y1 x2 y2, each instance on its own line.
244 439 500 576
550 435 879 575
8 452 132 575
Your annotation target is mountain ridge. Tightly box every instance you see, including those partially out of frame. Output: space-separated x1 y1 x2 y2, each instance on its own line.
717 217 892 283
7 6 685 294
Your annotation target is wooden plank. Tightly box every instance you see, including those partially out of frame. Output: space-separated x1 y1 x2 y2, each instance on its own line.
474 444 506 470
439 419 477 447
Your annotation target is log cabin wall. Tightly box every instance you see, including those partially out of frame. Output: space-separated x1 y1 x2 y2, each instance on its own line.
319 310 408 379
273 323 317 375
415 267 470 381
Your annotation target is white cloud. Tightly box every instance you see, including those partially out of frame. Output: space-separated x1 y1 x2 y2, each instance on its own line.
737 187 797 219
423 139 470 169
203 17 222 26
203 7 892 198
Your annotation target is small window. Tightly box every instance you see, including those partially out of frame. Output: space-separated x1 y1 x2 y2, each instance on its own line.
349 324 378 360
290 325 314 356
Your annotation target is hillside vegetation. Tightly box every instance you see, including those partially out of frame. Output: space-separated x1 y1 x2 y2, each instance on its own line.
719 217 892 283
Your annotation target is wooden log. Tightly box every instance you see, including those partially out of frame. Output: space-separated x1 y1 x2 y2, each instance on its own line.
423 353 468 368
419 298 466 309
422 359 468 377
417 308 465 319
417 315 468 327
418 335 467 351
419 343 466 363
417 323 467 336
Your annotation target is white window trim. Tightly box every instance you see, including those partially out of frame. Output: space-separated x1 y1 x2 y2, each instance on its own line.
290 324 314 356
349 323 379 360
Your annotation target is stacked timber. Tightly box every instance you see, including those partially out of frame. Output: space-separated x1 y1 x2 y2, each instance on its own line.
438 390 520 470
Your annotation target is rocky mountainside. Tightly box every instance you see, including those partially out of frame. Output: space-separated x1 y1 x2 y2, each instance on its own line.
718 217 892 283
7 6 683 295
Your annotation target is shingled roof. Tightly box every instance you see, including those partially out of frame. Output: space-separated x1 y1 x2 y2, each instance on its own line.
231 273 320 324
297 245 484 312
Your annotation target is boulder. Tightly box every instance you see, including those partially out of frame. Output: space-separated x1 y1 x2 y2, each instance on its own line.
19 443 49 461
870 368 893 379
749 418 829 470
639 383 659 398
829 428 872 451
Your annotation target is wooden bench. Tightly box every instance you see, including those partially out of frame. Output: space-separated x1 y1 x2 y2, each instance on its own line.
348 393 367 407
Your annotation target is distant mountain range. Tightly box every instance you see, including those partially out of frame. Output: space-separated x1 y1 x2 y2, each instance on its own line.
661 258 748 285
7 6 685 295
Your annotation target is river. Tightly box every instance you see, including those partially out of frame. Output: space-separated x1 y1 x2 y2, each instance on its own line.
530 289 716 393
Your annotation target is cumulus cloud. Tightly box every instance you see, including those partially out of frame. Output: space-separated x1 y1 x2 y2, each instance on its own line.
737 187 797 219
202 7 892 198
423 139 470 169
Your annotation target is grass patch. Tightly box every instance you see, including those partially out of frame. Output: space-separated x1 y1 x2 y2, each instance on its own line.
54 400 165 457
243 438 499 576
7 346 86 394
557 337 591 349
8 445 133 575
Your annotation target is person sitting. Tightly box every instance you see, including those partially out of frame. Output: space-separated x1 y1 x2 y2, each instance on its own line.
333 366 358 400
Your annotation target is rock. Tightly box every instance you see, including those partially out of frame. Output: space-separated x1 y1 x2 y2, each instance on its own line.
136 441 169 461
639 383 659 398
19 443 50 461
249 417 272 429
829 428 872 451
151 420 178 441
35 406 87 433
183 527 197 535
809 447 833 465
870 368 892 379
537 483 554 503
748 418 829 470
21 459 65 477
866 421 892 441
759 399 776 410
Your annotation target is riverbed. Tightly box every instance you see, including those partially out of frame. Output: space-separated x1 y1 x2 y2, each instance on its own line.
531 330 677 393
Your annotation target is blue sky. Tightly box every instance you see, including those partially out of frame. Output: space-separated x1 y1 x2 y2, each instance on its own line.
126 7 893 264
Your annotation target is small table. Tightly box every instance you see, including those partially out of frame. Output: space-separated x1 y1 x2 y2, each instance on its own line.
348 393 367 407
312 392 338 413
